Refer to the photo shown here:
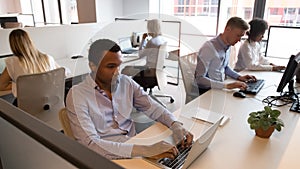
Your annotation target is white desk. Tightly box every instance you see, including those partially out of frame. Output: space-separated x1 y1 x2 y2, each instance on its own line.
114 71 300 169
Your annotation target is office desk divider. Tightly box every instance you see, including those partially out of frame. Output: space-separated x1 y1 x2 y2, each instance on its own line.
0 98 123 169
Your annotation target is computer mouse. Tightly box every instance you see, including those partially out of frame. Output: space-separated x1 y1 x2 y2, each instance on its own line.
233 91 246 98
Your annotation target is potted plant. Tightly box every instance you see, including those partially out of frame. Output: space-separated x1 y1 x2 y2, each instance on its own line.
247 106 284 138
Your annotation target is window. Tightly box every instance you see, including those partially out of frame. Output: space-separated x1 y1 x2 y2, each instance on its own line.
157 0 255 36
20 0 78 26
264 0 300 27
218 0 255 34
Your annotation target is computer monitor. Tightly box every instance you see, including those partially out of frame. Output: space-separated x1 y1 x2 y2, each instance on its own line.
276 52 300 113
265 26 300 58
276 53 300 93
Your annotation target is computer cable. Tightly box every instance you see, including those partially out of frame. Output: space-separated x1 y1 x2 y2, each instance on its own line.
262 91 296 107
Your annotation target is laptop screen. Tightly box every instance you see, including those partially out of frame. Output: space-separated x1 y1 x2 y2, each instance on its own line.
119 37 133 51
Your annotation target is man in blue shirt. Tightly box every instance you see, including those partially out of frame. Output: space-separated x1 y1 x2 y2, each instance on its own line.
66 39 193 160
195 16 256 94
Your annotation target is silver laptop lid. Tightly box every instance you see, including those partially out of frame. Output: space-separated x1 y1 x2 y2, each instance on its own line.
181 116 223 169
119 37 133 51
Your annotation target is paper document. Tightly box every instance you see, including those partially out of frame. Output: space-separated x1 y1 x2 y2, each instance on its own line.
191 107 230 126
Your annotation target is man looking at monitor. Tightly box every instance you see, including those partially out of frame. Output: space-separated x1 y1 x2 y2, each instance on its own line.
66 39 193 160
195 16 256 95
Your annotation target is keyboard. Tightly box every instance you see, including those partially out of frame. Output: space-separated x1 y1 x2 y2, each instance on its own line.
240 79 265 94
158 142 193 169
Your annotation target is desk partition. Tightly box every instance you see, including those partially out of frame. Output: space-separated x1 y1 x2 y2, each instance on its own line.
0 99 123 169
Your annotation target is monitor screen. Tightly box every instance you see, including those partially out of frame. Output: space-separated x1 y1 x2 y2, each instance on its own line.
265 26 300 58
276 53 300 93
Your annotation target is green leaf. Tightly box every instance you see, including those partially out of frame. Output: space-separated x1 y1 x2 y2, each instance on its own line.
270 110 280 118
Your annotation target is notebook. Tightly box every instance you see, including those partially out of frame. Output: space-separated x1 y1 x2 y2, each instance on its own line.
119 37 138 54
142 117 223 169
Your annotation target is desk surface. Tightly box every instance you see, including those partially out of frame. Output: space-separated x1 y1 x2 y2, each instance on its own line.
114 71 300 169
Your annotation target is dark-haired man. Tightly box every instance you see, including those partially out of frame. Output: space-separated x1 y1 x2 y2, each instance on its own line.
66 39 193 160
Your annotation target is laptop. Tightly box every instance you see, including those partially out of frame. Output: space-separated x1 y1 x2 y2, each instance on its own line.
119 37 138 54
143 117 223 169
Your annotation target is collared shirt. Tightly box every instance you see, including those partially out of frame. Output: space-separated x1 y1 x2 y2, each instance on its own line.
66 74 176 160
195 34 240 89
234 40 272 71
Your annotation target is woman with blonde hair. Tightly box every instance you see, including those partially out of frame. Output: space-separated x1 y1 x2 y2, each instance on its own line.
121 19 166 75
0 29 60 99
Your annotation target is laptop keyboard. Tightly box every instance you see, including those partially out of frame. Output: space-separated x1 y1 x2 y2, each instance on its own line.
240 79 265 94
158 142 193 169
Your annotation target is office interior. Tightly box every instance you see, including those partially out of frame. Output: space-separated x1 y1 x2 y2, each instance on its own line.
1 0 300 168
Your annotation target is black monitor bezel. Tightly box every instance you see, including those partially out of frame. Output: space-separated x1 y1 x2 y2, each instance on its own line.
276 54 299 93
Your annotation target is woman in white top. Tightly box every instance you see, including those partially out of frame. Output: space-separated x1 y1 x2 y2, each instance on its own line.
139 19 166 68
121 19 166 75
234 18 285 72
0 29 60 98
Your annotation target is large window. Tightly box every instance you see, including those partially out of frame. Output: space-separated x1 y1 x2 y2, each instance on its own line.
218 0 255 34
264 0 300 26
156 0 255 36
21 0 78 26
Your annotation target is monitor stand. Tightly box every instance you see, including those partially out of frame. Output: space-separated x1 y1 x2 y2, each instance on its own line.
288 80 300 113
290 101 300 113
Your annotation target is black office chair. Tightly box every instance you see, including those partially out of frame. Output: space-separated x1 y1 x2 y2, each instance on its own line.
132 43 174 107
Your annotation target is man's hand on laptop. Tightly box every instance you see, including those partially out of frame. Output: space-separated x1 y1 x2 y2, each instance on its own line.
132 141 179 160
170 121 194 149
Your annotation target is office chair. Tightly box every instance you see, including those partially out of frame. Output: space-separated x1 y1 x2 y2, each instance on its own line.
58 107 75 139
132 43 174 107
16 67 65 130
179 52 199 104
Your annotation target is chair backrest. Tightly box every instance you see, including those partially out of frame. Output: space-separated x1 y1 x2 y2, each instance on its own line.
16 68 65 127
179 52 199 104
156 42 168 70
58 108 75 139
155 43 169 89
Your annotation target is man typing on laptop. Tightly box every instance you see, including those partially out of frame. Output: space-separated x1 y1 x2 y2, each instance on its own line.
66 39 193 160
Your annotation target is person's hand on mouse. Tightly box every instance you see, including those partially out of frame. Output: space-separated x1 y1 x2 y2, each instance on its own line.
225 81 247 90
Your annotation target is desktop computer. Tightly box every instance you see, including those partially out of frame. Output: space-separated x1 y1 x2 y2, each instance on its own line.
263 52 300 113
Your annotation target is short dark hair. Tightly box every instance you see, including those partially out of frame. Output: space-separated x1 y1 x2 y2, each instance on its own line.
247 18 268 41
88 39 121 65
226 16 249 31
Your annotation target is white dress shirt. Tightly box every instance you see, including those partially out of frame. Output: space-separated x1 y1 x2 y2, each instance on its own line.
195 34 240 90
234 40 272 71
66 74 176 160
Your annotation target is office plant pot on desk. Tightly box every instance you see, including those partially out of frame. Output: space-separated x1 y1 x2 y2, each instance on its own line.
247 106 284 138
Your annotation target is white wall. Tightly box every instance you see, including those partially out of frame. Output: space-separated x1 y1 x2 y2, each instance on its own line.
0 23 102 59
95 0 123 24
123 0 149 17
